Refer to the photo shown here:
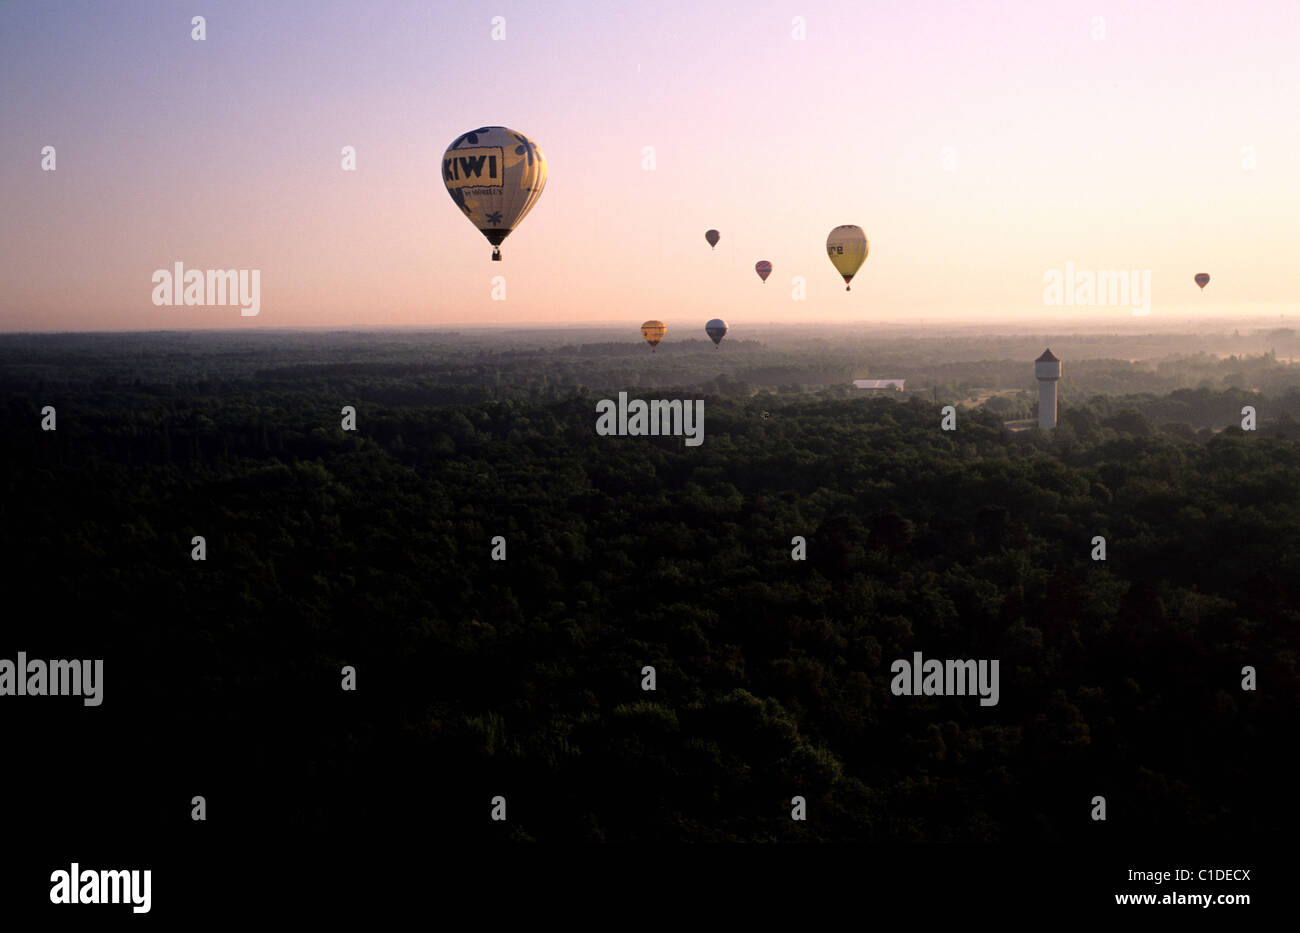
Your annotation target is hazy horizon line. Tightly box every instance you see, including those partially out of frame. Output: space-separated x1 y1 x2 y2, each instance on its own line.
0 313 1294 338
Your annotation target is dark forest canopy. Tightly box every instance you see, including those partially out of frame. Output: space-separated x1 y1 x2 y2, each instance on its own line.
1 331 1296 844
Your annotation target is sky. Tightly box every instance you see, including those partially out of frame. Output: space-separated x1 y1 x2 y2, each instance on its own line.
1 0 1298 332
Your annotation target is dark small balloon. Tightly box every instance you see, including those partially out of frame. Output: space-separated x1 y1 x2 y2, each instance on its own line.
1194 273 1210 290
705 318 728 347
755 260 772 283
705 229 720 249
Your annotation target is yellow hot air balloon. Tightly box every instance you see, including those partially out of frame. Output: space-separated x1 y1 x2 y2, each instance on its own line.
826 225 868 290
641 320 666 352
443 126 547 261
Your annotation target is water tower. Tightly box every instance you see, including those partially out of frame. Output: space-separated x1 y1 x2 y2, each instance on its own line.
1035 348 1061 429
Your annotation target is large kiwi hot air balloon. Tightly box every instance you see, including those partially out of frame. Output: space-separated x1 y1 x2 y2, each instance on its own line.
827 225 868 290
705 229 720 249
705 318 728 348
755 260 772 283
641 320 667 352
443 126 547 261
1194 273 1210 290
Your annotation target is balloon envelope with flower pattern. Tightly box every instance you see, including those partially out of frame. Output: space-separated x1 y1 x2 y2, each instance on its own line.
443 126 547 260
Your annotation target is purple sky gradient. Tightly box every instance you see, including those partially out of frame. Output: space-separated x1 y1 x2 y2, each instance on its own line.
2 0 1297 330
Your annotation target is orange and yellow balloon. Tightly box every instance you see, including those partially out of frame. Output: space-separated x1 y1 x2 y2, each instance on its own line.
641 320 667 352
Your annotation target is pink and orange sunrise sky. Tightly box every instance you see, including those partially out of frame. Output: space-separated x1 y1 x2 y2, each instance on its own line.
1 0 1298 331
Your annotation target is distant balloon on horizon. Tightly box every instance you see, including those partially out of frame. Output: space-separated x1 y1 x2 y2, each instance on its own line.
1195 273 1210 290
705 318 728 347
641 320 666 352
755 260 772 283
705 229 720 249
827 225 868 290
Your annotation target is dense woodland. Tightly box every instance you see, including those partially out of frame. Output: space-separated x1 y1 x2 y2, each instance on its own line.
1 330 1297 846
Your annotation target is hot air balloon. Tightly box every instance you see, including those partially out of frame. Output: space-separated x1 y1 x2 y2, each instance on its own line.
1195 273 1210 290
705 229 720 249
705 318 728 348
826 225 868 290
755 261 772 283
641 320 666 352
443 126 547 261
